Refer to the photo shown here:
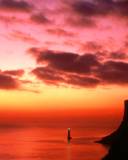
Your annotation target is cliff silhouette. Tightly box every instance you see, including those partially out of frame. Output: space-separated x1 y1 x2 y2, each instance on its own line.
98 100 128 145
98 100 128 160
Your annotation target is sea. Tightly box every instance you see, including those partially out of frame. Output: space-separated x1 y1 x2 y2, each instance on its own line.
0 125 114 160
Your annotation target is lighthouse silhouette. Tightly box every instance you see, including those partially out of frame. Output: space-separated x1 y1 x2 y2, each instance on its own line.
67 128 72 142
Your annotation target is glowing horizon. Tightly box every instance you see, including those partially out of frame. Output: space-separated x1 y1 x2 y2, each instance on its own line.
0 0 128 117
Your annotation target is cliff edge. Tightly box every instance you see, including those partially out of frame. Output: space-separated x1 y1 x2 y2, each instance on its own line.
97 100 128 145
98 100 128 160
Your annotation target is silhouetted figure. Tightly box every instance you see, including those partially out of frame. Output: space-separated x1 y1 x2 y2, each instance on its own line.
97 100 128 160
67 128 72 143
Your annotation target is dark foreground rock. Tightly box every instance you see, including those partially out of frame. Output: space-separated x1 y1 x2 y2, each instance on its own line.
98 100 128 145
102 133 128 160
98 100 128 160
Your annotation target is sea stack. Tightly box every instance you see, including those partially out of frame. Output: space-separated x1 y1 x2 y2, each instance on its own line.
98 100 128 145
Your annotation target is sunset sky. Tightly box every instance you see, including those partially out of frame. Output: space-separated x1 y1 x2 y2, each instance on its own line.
0 0 128 122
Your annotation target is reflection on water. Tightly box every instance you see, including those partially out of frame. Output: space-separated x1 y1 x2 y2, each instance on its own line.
67 143 71 160
0 127 107 160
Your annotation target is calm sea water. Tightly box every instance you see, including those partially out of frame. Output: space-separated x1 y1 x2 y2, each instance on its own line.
0 126 111 160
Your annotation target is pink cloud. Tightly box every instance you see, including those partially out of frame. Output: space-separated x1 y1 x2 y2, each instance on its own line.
9 31 39 44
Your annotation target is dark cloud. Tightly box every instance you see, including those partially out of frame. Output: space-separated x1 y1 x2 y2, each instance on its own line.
0 70 38 92
115 0 128 17
31 67 66 86
0 0 32 12
109 52 128 59
29 48 128 88
71 0 128 18
29 49 100 74
30 13 51 24
29 48 100 88
3 69 24 77
66 74 100 87
80 41 103 52
72 0 110 17
31 67 100 88
96 61 128 84
0 69 35 91
0 73 20 90
67 16 97 28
